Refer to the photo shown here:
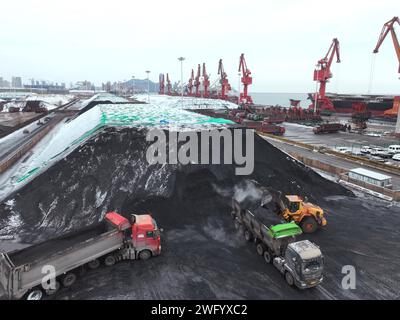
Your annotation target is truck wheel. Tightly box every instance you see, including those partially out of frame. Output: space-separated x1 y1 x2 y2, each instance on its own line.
300 217 318 234
88 259 100 270
25 288 43 300
256 243 265 256
139 250 152 260
61 273 77 288
263 251 272 264
244 229 253 242
45 281 61 296
104 255 116 267
285 272 295 287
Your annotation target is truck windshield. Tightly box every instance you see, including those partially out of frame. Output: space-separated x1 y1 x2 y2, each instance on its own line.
302 260 321 273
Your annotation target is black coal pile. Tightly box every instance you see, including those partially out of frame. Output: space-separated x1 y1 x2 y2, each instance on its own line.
0 127 350 244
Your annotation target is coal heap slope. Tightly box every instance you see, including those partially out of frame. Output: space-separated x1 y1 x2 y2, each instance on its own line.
0 127 349 243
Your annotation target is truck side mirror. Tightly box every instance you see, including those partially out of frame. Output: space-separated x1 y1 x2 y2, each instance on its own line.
131 214 136 224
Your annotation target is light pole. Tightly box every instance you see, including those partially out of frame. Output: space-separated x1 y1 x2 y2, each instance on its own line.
178 57 185 103
146 70 151 103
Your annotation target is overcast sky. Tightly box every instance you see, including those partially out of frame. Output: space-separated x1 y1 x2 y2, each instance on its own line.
1 0 399 93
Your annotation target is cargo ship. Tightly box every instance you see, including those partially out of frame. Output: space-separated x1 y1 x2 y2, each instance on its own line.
307 93 399 117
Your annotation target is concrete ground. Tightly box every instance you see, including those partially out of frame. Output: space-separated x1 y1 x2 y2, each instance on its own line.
264 137 400 189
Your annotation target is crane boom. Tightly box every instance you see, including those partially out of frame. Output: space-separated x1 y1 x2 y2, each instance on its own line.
188 69 194 96
202 63 210 98
194 64 201 97
238 53 253 104
373 17 400 135
218 59 231 100
312 38 340 111
166 73 171 95
373 16 400 73
159 74 165 95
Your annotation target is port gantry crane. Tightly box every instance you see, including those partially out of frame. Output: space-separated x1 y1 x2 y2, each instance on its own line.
202 63 210 98
312 38 340 112
166 73 172 95
194 64 201 97
218 59 231 100
373 16 400 132
188 69 194 96
238 53 253 105
159 74 165 95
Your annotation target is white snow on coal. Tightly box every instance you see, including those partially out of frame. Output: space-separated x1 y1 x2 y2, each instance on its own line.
133 94 238 110
0 97 235 201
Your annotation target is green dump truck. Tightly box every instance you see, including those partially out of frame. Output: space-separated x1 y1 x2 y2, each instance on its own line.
231 199 324 289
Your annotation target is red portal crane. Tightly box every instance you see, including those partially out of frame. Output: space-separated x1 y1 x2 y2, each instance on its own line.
194 64 201 97
218 59 231 100
202 63 210 98
238 53 253 104
159 74 165 95
312 38 340 112
188 69 194 96
166 73 172 95
373 17 400 126
373 17 400 72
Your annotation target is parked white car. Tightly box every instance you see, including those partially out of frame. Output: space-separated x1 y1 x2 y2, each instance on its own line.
392 153 400 161
388 145 400 155
370 147 391 158
360 146 373 154
336 147 351 154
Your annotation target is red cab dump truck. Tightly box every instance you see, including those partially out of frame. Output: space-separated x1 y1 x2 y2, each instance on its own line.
0 212 161 300
313 123 345 134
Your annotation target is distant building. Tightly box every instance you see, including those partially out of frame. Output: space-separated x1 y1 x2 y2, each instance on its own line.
11 77 22 88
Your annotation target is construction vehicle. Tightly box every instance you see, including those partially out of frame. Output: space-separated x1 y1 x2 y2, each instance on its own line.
202 63 210 98
231 199 324 289
0 212 161 300
274 194 327 233
159 74 165 95
218 59 231 100
372 17 400 134
313 122 345 134
311 38 340 112
238 53 253 105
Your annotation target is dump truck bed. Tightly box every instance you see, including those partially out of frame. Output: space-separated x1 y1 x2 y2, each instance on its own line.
8 222 107 267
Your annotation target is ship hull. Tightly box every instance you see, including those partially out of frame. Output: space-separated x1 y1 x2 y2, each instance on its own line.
308 93 396 117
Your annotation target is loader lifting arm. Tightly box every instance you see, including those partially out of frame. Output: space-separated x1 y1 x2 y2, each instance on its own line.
373 16 400 73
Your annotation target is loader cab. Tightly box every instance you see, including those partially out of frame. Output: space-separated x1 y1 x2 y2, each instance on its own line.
285 195 302 214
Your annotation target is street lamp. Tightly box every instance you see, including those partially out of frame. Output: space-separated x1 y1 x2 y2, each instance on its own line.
146 70 151 103
178 57 185 102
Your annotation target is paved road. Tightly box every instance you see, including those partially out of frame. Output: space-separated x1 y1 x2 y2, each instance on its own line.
282 123 399 149
264 136 400 189
0 114 60 162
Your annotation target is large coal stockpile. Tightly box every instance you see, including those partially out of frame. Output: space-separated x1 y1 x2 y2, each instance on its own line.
0 127 350 244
